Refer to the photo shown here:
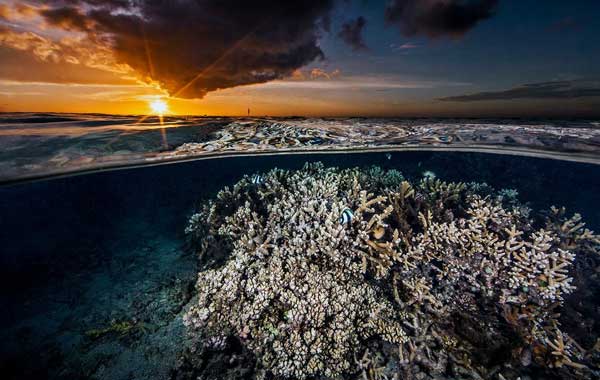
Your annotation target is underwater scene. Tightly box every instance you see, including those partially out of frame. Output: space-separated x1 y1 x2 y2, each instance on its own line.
2 114 600 380
2 0 600 379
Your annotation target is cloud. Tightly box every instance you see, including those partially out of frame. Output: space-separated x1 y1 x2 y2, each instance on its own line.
438 80 600 101
0 25 130 75
13 3 39 19
40 6 93 32
338 16 368 50
385 0 498 38
0 26 61 62
0 4 9 20
285 68 341 81
289 69 307 80
0 2 40 21
30 0 336 99
0 46 136 85
390 42 419 51
261 74 468 90
309 68 341 80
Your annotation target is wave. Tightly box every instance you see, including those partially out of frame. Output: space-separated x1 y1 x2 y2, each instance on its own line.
1 112 599 183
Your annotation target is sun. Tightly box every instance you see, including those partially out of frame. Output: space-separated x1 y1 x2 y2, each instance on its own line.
149 99 169 115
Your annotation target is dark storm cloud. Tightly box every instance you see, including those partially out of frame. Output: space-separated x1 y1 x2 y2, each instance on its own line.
438 80 600 101
338 16 368 50
41 0 132 9
40 6 91 31
385 0 498 38
37 0 335 99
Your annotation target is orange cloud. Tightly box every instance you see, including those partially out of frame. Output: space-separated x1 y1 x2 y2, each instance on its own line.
0 26 131 77
0 2 41 21
0 46 135 85
310 68 341 80
289 69 306 80
0 27 61 61
14 3 39 19
0 4 9 20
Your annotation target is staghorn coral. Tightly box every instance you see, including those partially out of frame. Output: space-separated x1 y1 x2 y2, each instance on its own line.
184 163 407 379
184 163 600 379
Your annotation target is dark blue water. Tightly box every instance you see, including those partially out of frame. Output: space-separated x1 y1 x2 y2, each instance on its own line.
1 151 599 379
2 151 600 295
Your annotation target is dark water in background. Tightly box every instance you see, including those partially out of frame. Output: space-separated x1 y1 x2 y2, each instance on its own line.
2 151 599 295
0 151 599 378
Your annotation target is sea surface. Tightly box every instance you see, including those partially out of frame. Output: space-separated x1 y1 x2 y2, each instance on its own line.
1 113 600 379
1 112 600 183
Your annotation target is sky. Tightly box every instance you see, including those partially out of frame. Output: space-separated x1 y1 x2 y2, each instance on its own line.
0 0 599 117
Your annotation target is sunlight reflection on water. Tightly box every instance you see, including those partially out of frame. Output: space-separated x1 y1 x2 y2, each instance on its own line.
1 112 599 182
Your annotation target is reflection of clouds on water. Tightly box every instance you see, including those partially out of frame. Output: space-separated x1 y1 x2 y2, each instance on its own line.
1 113 600 182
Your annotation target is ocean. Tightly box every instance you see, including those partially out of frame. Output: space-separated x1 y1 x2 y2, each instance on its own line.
1 113 599 379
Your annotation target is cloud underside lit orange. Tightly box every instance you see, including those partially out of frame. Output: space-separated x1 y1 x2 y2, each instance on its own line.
0 47 135 86
0 42 598 117
0 1 598 117
2 74 598 117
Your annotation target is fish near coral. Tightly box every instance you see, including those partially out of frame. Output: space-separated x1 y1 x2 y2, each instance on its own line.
422 170 436 179
184 163 600 380
340 208 354 225
251 174 264 185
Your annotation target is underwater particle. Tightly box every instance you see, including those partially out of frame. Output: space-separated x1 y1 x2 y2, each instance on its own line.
340 207 354 225
422 170 436 179
385 152 392 160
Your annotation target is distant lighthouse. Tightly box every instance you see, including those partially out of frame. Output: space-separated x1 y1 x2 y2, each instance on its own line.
247 107 250 117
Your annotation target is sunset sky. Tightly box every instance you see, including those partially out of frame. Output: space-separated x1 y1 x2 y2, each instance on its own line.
0 0 599 117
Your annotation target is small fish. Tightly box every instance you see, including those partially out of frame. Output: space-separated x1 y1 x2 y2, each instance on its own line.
339 208 354 225
251 174 264 185
385 153 392 160
422 170 436 179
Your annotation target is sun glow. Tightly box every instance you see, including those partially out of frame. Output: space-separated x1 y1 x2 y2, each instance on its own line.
149 99 169 115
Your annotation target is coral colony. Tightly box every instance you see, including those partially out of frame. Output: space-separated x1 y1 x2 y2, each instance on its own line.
183 163 600 379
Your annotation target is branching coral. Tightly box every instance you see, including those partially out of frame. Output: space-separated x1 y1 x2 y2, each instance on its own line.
184 164 407 379
184 162 600 379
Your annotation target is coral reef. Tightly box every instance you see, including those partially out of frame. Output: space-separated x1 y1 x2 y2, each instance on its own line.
184 163 600 379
